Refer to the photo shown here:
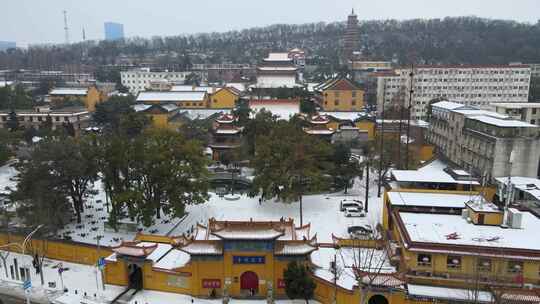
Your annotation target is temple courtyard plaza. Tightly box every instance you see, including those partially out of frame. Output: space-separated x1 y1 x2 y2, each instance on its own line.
0 161 383 303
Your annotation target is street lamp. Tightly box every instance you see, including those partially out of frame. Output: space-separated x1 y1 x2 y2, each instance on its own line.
0 225 44 304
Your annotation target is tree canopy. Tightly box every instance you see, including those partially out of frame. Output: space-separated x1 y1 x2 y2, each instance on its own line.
283 261 316 304
250 120 333 202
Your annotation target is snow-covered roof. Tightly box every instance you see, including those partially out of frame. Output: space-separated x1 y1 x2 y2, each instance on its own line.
311 247 396 291
225 82 247 92
211 228 284 240
136 91 206 102
387 191 484 209
215 128 241 135
469 115 537 128
249 100 300 121
50 88 88 96
257 66 297 71
180 241 222 255
304 129 335 135
495 176 540 201
491 102 540 109
320 111 371 121
264 53 292 62
431 101 470 110
153 249 190 270
179 109 227 120
392 164 480 185
170 85 214 94
407 284 493 303
143 243 172 262
398 211 540 252
274 241 317 256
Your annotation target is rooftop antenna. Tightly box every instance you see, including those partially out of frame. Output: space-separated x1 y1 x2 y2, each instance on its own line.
82 27 86 41
63 10 70 44
405 63 414 169
502 150 515 228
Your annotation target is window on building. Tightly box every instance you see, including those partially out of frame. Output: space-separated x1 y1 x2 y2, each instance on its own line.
334 100 339 106
507 261 523 274
417 254 432 267
531 119 536 125
447 256 462 269
533 109 537 115
55 117 60 122
64 117 69 122
352 100 356 106
214 99 218 103
477 258 492 272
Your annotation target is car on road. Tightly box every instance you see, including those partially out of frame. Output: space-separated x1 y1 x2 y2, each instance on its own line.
344 207 365 217
340 200 363 211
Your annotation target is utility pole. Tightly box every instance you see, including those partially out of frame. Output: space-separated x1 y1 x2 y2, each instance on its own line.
365 156 370 213
333 253 337 304
405 64 415 169
377 85 386 198
63 10 70 44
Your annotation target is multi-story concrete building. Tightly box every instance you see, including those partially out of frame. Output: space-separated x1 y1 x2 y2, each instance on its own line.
121 68 197 94
0 106 91 134
491 102 540 126
529 63 540 78
377 65 531 120
427 101 540 180
104 22 124 41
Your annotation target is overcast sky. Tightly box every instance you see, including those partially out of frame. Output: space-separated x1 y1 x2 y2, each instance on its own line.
2 0 539 46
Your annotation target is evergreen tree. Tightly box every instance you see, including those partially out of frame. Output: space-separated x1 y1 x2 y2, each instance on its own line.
24 136 100 223
283 261 316 304
251 120 333 202
129 129 209 226
12 159 72 234
94 95 135 128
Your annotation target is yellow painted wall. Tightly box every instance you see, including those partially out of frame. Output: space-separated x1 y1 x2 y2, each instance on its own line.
417 145 434 162
0 233 111 266
210 89 238 109
468 208 504 226
104 259 129 286
322 89 365 111
355 121 376 140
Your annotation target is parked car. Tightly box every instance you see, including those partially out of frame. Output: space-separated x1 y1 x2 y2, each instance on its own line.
347 225 373 238
344 207 366 217
340 200 363 211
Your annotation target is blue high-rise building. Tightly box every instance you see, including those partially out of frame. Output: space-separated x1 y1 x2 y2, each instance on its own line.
0 41 16 51
104 22 124 41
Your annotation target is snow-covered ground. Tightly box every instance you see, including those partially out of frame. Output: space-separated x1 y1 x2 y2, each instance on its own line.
1 161 383 247
0 160 18 195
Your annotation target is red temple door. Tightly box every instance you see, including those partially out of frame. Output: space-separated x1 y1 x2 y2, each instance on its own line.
240 271 259 290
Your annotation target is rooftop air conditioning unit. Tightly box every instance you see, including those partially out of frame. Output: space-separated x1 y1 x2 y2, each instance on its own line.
461 209 469 219
508 209 523 229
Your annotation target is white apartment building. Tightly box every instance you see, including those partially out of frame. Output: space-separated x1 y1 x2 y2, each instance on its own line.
427 101 540 181
121 68 201 94
491 102 540 126
377 65 531 120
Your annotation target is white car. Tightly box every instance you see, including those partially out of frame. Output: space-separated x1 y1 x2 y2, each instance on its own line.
340 200 363 211
344 207 366 217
